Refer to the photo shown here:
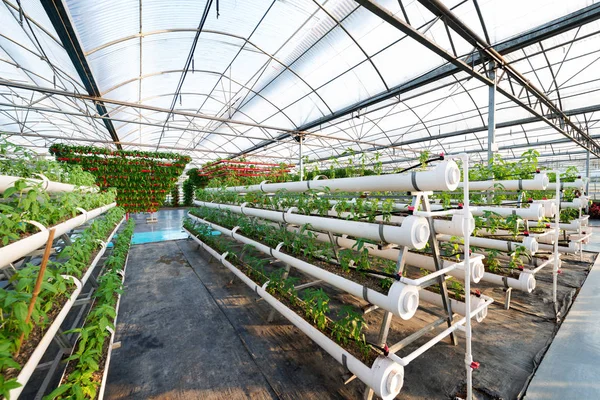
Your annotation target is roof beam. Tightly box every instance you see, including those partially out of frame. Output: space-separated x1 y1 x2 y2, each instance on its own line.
234 2 600 158
41 0 122 148
356 0 600 156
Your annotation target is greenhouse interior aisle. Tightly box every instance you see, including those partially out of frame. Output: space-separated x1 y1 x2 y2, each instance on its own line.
105 210 351 399
524 220 600 399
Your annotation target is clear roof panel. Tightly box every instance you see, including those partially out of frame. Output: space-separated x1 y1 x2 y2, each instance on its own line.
0 0 599 169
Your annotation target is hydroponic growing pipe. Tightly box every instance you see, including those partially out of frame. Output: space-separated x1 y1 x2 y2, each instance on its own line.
10 276 83 399
327 208 473 237
459 173 549 191
0 174 96 194
193 201 430 249
546 178 585 191
188 233 405 400
470 204 544 220
0 203 117 269
186 215 420 319
437 234 539 255
205 161 461 193
284 225 484 283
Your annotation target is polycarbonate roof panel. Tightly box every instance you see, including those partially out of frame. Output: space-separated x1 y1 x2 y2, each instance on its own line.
2 0 600 168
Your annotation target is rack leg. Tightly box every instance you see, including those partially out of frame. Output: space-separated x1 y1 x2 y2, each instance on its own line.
422 195 457 345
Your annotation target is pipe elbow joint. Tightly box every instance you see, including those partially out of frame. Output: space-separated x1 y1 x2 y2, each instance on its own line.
388 281 419 320
370 356 404 400
523 237 538 255
518 272 536 293
471 258 484 283
402 216 430 249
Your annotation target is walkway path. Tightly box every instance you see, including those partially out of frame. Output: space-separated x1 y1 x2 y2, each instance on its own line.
525 220 600 399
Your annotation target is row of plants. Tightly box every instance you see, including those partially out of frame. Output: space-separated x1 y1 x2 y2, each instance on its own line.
0 138 96 187
48 144 191 162
182 219 373 362
50 144 191 213
0 207 125 398
47 219 135 400
1 178 116 247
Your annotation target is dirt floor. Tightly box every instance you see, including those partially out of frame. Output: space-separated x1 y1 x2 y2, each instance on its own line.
105 223 597 400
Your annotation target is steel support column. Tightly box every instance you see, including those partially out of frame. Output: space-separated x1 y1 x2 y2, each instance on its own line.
487 61 497 166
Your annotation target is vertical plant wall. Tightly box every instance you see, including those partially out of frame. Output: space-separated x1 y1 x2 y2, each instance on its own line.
50 144 190 213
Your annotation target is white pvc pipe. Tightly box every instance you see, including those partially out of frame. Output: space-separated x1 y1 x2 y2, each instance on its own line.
547 178 585 191
481 271 536 292
0 203 116 269
531 199 557 218
286 226 484 284
329 209 474 238
461 173 549 191
471 203 544 220
190 234 405 400
10 276 83 399
0 174 96 194
538 241 580 253
206 161 461 193
185 217 419 320
437 234 538 255
419 290 488 323
79 217 124 287
194 201 430 249
561 196 589 209
530 220 580 231
98 253 129 400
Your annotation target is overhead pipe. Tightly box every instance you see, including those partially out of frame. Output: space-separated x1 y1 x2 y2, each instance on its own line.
194 201 430 249
205 161 461 193
437 234 538 255
185 217 420 320
284 225 484 284
0 174 96 194
459 173 549 191
10 276 83 399
188 233 405 400
0 203 117 269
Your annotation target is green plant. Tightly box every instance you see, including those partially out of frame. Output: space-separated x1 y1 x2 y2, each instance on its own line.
302 288 330 330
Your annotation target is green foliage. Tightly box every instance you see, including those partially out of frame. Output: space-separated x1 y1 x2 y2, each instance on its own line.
50 144 190 213
182 179 195 206
48 219 135 400
0 207 125 397
171 185 179 207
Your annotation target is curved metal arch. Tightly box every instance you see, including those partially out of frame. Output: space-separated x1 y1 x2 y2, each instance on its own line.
101 68 299 129
0 59 108 142
310 1 388 91
84 28 334 115
0 33 88 94
107 91 290 145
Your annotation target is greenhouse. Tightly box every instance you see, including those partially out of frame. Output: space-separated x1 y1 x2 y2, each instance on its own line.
1 0 600 399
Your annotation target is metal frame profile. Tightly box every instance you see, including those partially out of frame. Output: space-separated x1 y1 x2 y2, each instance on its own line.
354 0 600 157
41 0 122 148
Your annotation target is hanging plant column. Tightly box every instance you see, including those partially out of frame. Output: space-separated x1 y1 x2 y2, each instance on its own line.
50 144 191 213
